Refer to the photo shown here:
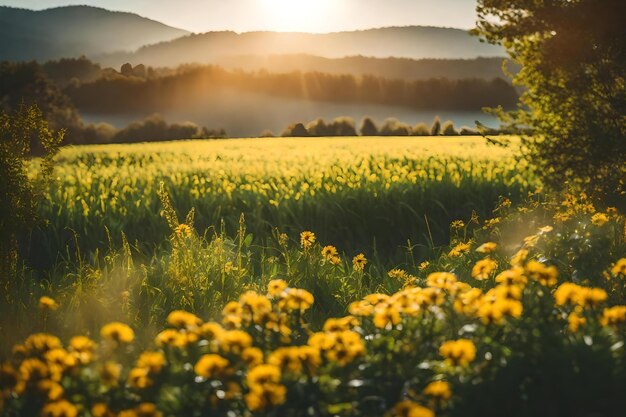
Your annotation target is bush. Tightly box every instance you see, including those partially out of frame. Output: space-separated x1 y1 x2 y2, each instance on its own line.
111 114 225 143
360 117 379 136
380 118 411 136
430 117 441 136
328 117 357 136
281 122 309 137
411 123 430 136
441 120 458 136
0 105 63 280
475 0 626 201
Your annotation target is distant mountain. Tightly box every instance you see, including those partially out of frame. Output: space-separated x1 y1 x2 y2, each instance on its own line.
214 55 513 81
0 6 190 61
100 26 505 68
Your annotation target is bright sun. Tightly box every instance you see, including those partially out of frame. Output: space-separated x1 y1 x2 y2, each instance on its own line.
260 0 335 32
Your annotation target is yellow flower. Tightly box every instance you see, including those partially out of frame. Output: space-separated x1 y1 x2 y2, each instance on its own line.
352 253 367 272
41 400 78 417
200 322 225 341
476 242 497 253
36 379 64 401
348 300 374 317
155 329 187 348
471 258 498 280
600 305 626 326
322 245 338 261
300 231 316 249
591 212 609 226
450 220 465 230
373 303 402 329
246 364 281 389
567 311 586 332
611 258 626 277
267 279 288 297
268 347 303 374
99 361 121 387
128 366 153 389
242 347 264 367
510 249 528 267
423 380 452 401
495 267 527 286
439 339 476 366
24 333 61 354
448 242 471 257
244 383 287 411
44 348 77 370
323 316 358 332
426 272 457 289
388 269 409 281
219 330 253 354
39 296 59 311
69 336 96 362
137 351 166 374
194 354 230 379
134 403 162 417
418 261 430 271
525 261 558 287
392 400 434 417
166 310 202 330
100 322 134 344
279 288 314 311
174 223 192 238
91 403 114 417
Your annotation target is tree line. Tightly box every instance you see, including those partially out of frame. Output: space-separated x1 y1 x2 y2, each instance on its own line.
275 116 495 138
65 64 518 114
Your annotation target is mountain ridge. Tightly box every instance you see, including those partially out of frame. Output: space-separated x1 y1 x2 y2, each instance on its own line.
0 5 190 61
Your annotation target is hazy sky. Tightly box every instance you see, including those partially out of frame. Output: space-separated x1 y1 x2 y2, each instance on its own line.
0 0 478 33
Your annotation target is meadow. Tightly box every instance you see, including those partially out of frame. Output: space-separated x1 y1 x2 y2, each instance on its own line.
3 136 626 417
31 136 529 267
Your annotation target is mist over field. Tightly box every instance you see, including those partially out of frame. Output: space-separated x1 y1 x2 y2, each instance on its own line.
81 90 499 137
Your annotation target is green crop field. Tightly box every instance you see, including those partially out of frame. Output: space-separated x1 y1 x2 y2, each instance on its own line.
32 136 530 267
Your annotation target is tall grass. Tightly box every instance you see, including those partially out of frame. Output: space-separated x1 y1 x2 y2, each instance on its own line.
29 137 533 268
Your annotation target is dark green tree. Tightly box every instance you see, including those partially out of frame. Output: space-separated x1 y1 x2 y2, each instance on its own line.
474 0 626 201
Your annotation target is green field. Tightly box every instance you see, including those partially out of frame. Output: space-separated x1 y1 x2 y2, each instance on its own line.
32 136 531 267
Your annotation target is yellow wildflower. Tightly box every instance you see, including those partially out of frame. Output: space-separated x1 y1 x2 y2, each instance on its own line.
194 354 230 379
439 339 476 366
352 253 367 272
300 231 316 249
423 380 452 401
39 296 59 311
392 400 434 417
476 242 497 253
472 258 498 280
100 322 134 344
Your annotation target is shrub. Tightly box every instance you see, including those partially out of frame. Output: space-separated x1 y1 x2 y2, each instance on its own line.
380 118 411 136
0 105 63 280
411 123 430 136
281 122 309 137
430 117 441 136
441 120 458 136
360 117 379 136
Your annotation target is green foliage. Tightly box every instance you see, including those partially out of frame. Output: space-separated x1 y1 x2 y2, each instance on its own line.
474 0 626 201
0 105 63 279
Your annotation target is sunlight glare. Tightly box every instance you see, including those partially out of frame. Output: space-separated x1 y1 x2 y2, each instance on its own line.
260 0 335 32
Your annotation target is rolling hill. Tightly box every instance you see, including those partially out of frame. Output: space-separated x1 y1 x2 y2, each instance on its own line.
0 6 190 61
100 26 506 68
